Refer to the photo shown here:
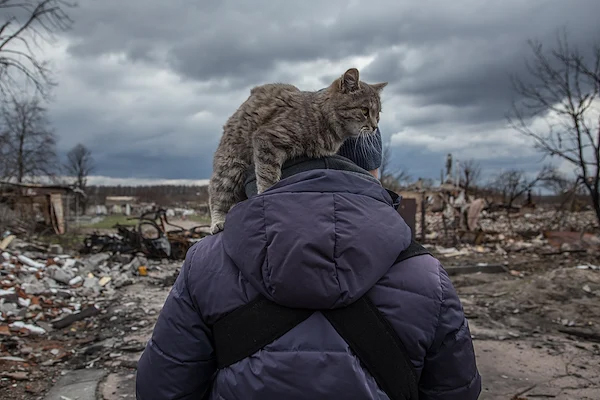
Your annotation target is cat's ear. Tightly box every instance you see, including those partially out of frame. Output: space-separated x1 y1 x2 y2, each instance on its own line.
372 82 388 93
340 68 360 93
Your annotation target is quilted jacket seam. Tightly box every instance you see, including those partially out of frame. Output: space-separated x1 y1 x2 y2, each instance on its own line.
261 196 274 296
148 338 212 364
430 261 446 351
421 367 481 395
332 193 341 305
183 244 208 322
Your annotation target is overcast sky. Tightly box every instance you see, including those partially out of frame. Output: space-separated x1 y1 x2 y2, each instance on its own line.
34 0 600 185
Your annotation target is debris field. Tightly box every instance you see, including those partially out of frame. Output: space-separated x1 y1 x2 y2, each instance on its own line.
0 206 599 399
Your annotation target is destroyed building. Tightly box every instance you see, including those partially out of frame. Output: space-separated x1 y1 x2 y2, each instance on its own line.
0 182 81 236
104 196 138 216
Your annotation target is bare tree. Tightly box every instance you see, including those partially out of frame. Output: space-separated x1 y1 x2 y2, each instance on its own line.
541 168 590 211
492 166 553 209
0 0 75 98
64 143 94 189
380 138 411 192
0 127 10 179
0 94 57 182
541 168 574 196
508 31 600 224
460 159 482 196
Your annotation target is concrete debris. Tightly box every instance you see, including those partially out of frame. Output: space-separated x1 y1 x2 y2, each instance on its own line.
0 237 162 337
0 199 597 398
21 280 46 295
41 369 106 400
124 256 143 273
112 253 132 264
0 233 183 398
419 206 599 265
86 252 111 268
422 207 598 248
46 265 76 285
16 254 45 270
48 244 63 255
1 371 28 381
113 274 134 289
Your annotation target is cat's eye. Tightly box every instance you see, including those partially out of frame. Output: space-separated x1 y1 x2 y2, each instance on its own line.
361 108 369 116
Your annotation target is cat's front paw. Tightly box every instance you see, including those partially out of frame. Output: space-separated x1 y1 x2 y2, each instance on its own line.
210 220 225 235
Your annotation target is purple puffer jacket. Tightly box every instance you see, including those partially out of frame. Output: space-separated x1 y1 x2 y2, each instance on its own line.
136 168 481 400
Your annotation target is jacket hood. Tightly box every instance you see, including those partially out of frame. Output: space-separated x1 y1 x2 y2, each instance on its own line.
222 168 412 309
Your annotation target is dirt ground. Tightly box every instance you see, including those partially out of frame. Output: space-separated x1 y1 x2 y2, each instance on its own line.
449 255 600 399
1 241 599 399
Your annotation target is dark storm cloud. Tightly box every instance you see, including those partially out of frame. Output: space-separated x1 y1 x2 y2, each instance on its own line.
44 0 600 181
90 151 214 181
67 0 600 85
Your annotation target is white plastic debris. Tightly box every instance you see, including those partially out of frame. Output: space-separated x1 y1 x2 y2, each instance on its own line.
0 356 26 362
9 321 46 335
0 287 15 297
17 255 45 269
576 264 599 270
18 297 31 308
63 258 77 269
69 276 83 286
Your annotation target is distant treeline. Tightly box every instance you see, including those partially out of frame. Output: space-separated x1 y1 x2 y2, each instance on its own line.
85 185 209 207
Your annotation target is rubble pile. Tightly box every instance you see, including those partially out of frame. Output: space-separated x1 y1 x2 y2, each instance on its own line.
424 208 597 239
81 207 210 260
419 207 600 259
0 237 161 333
0 235 176 382
480 209 596 234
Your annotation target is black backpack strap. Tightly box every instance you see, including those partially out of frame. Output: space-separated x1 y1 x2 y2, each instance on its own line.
396 240 431 264
212 296 313 369
322 296 419 400
211 241 430 399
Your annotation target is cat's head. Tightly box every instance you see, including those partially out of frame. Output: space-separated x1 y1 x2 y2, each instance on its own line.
325 68 387 138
